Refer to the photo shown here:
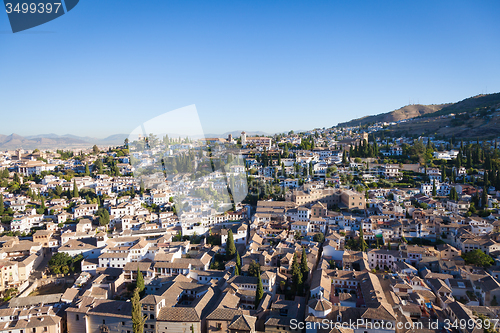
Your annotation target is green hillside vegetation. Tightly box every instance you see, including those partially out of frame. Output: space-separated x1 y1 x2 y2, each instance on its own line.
338 103 449 128
420 92 500 118
383 92 500 139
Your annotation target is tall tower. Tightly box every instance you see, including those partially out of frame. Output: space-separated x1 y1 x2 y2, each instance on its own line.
241 131 247 146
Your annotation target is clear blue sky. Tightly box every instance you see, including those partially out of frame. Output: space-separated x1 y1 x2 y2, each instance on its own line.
1 0 499 138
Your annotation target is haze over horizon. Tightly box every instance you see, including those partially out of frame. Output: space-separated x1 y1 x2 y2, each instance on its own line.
1 0 499 137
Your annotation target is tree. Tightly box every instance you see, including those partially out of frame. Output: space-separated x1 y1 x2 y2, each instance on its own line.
449 187 459 201
481 186 488 208
313 233 325 243
93 145 100 154
136 269 145 295
37 197 46 215
132 287 146 333
432 179 437 196
226 229 236 258
72 179 79 198
84 163 90 176
359 227 367 252
461 249 494 267
300 248 308 281
97 208 110 227
0 195 3 215
55 185 63 196
234 261 240 276
235 251 242 276
255 267 263 308
249 260 260 277
291 253 303 295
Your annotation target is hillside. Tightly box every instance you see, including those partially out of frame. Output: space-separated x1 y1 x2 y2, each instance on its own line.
337 103 449 127
386 92 500 139
420 92 500 118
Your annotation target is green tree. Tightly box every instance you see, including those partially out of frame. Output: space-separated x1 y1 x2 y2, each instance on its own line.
432 179 437 196
93 145 100 154
132 288 146 333
255 268 263 308
136 269 145 295
313 233 325 243
300 248 308 281
235 251 242 276
226 229 236 258
72 179 79 198
461 249 494 267
37 197 46 214
481 186 488 208
84 163 90 176
291 253 303 295
248 260 260 277
359 227 367 252
97 208 110 227
0 195 3 215
55 185 63 196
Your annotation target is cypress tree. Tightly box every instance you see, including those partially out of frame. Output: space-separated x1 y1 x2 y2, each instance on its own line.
291 253 302 295
72 179 79 198
432 180 437 196
359 227 367 252
300 248 308 281
235 251 241 274
255 268 263 308
84 163 90 176
0 195 3 215
226 229 236 258
132 288 145 333
136 269 145 295
481 186 488 209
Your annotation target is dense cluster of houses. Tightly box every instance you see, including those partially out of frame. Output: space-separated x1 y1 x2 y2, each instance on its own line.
1 127 500 333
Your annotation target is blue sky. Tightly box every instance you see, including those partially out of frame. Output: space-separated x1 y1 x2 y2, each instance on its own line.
0 0 499 137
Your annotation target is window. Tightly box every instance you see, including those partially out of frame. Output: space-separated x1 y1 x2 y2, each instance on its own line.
103 320 106 324
150 314 155 319
44 328 48 332
216 323 222 330
122 322 125 325
76 314 79 321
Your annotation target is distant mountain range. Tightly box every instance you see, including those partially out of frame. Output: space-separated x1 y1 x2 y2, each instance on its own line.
337 103 451 128
0 131 273 150
204 130 271 138
0 133 129 150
